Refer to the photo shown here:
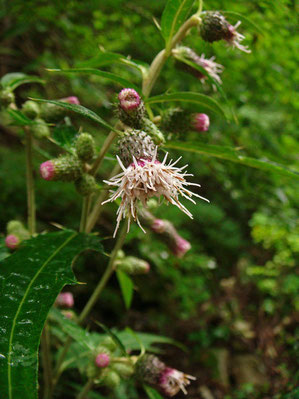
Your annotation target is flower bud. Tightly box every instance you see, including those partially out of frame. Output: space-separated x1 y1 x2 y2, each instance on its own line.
118 128 156 166
101 337 117 352
101 370 121 389
0 89 15 108
172 236 191 258
40 97 79 123
6 220 30 241
5 234 20 250
55 292 74 308
75 133 95 162
61 96 80 105
118 88 145 128
31 118 50 139
40 155 82 182
22 100 40 119
151 219 166 234
111 362 134 379
117 256 150 275
191 113 210 132
75 174 98 196
95 353 110 368
200 11 230 43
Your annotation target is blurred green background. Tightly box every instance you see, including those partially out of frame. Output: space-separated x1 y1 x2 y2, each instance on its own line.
1 0 298 398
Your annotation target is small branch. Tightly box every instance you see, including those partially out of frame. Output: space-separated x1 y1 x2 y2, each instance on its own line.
76 378 94 399
24 127 36 235
90 130 118 176
41 324 53 399
79 196 91 233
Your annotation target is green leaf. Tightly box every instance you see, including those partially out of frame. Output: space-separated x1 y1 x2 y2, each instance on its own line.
116 270 134 309
161 0 195 50
146 92 227 118
222 11 264 35
0 230 103 399
173 55 237 122
144 385 165 399
29 98 119 133
6 109 39 126
47 68 140 92
95 322 128 357
52 124 78 152
166 141 299 179
1 72 44 91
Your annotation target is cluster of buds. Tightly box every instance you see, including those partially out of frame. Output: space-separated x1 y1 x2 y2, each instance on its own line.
0 88 15 109
200 11 251 53
135 354 195 397
140 209 191 258
86 337 134 389
40 132 98 196
5 220 30 250
173 46 223 85
115 250 150 274
160 107 210 136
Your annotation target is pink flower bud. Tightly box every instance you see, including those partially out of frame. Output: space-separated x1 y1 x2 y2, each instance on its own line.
172 236 191 258
62 96 80 105
56 292 74 308
151 219 166 233
5 234 20 250
143 262 151 273
118 88 141 111
40 160 55 181
191 113 210 132
95 353 110 368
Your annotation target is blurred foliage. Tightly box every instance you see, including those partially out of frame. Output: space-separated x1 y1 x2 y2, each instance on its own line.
0 0 298 398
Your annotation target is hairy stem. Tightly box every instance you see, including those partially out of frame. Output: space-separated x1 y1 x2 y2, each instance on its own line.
24 127 36 235
76 378 94 399
79 196 91 232
90 130 118 176
41 324 52 399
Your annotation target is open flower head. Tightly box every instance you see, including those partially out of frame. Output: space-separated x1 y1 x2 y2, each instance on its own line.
103 146 209 237
224 21 251 53
159 367 196 397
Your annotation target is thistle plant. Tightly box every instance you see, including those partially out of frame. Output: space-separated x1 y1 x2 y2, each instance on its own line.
2 2 286 399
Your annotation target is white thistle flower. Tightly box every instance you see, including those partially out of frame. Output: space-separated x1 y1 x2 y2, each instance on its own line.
102 148 209 237
225 21 251 53
159 367 196 397
197 53 224 84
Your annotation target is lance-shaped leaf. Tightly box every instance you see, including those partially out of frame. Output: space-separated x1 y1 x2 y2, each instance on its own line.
146 91 227 118
1 72 44 91
144 385 165 399
0 230 103 399
161 0 195 50
47 68 140 92
166 141 299 179
116 270 134 309
29 98 120 133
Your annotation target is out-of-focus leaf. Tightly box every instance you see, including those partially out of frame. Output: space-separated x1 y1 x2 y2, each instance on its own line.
6 109 38 126
95 321 128 357
146 92 227 118
144 385 165 399
116 270 134 310
166 141 299 179
161 0 195 50
52 124 78 152
0 72 44 90
0 231 103 399
29 98 119 133
47 68 140 91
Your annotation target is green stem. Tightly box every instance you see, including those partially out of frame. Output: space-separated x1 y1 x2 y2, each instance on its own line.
41 324 53 399
90 130 118 176
79 196 91 233
52 223 127 389
76 379 94 399
24 127 36 235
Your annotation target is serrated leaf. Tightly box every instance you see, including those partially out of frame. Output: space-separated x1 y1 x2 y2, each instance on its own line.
29 98 119 133
222 11 264 35
161 0 195 50
52 124 78 151
0 231 103 399
48 68 139 91
144 385 165 399
116 270 134 310
1 72 44 91
166 141 299 179
146 91 227 118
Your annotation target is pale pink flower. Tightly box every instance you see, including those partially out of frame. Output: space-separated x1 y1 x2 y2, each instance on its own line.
191 113 210 132
225 22 251 53
95 353 110 368
5 234 20 250
56 292 74 308
159 367 196 397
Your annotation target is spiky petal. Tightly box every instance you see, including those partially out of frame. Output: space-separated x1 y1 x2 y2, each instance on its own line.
159 367 196 397
224 22 251 53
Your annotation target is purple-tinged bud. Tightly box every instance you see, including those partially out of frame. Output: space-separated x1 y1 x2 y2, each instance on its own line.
40 161 55 181
118 89 145 129
55 292 74 308
95 353 110 368
151 219 166 234
61 96 80 105
191 113 210 132
5 234 20 250
172 235 191 258
223 22 251 53
39 155 82 182
118 88 141 111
